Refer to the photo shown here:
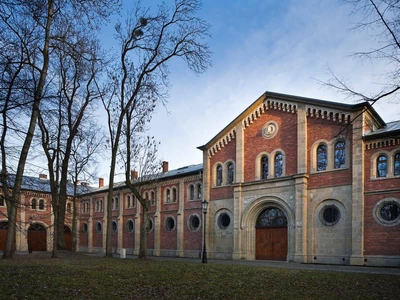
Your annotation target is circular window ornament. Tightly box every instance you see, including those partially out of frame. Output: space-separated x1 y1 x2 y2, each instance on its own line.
165 216 176 232
126 219 134 233
217 212 231 230
262 121 278 139
188 214 201 231
373 198 400 226
320 205 340 226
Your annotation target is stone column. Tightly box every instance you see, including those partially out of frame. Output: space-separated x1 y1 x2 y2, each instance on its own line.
152 186 162 256
294 175 308 263
102 194 107 253
88 197 93 252
117 192 123 253
232 123 244 259
350 113 365 265
176 180 185 257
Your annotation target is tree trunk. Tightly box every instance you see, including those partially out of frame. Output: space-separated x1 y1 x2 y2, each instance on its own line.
138 200 150 259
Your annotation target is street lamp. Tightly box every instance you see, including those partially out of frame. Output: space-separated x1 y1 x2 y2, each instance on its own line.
201 199 208 264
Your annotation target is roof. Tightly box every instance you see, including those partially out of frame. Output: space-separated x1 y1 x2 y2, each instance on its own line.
82 164 204 196
198 90 386 150
364 120 400 140
1 174 93 196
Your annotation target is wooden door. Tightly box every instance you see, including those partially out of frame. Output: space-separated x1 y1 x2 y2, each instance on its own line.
255 207 288 261
64 226 72 250
0 229 6 251
256 227 287 260
28 224 47 251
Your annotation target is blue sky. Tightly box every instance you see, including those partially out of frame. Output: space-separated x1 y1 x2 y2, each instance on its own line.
97 0 400 180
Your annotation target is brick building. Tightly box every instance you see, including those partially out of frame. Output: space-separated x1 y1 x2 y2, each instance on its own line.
1 91 399 266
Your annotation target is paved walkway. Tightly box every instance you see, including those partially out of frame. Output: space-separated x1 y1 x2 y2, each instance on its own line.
107 253 400 276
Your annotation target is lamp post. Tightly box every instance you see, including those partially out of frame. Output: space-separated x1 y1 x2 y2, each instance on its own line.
201 199 208 264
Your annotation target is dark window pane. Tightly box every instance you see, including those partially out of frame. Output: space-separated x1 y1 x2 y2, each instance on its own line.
334 141 346 169
394 153 400 176
377 155 387 177
380 203 400 221
275 153 283 177
227 163 234 184
261 156 268 179
317 144 327 171
216 165 223 186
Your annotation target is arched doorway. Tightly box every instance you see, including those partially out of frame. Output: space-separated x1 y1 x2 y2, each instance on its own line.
255 207 288 261
0 222 8 251
28 224 47 252
64 225 72 250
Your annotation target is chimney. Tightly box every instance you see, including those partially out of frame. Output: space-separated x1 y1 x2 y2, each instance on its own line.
99 178 104 188
39 174 47 180
162 161 169 173
131 170 138 181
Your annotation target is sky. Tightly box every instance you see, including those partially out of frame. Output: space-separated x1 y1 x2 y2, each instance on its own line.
96 0 400 182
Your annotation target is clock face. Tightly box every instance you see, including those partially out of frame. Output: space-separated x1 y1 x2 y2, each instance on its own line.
262 121 278 139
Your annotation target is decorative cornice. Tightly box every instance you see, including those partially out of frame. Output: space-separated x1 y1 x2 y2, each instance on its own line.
306 105 351 123
242 99 297 128
365 138 400 150
208 128 236 157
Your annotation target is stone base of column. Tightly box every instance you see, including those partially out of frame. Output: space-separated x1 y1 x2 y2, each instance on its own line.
350 255 364 266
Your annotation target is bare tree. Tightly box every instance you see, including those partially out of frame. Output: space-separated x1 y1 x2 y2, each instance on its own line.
0 0 119 259
68 125 104 252
102 0 211 258
325 0 400 107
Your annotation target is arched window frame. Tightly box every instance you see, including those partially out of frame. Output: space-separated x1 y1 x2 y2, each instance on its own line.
317 143 328 171
196 183 202 200
38 199 45 210
31 198 37 210
165 188 171 203
255 152 270 180
172 187 177 203
226 161 235 185
261 155 269 179
377 155 388 178
66 203 72 213
394 152 400 176
334 140 346 169
274 152 283 178
189 184 195 200
216 164 223 186
150 191 155 206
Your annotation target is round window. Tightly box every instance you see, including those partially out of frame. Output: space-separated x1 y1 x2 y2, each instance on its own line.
165 216 175 232
188 214 201 231
320 205 340 226
82 222 88 233
96 222 102 233
374 199 400 226
126 220 134 233
218 212 231 230
112 221 117 234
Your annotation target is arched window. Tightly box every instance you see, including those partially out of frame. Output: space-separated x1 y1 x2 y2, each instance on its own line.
261 155 268 179
112 198 115 209
172 187 177 202
189 185 195 200
166 188 171 203
227 162 234 184
216 164 222 186
197 183 202 200
275 153 283 177
66 203 71 213
151 191 155 206
39 199 45 210
115 197 119 210
31 198 37 210
99 200 103 211
394 153 400 176
317 144 327 171
334 141 346 169
85 202 89 213
377 155 387 177
127 195 131 208
144 192 149 200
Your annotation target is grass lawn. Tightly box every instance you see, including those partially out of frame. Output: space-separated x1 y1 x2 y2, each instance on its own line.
0 252 399 299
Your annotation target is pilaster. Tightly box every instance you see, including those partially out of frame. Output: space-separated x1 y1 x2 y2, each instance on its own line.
293 174 308 263
176 180 185 257
134 196 141 255
152 186 162 256
350 114 365 265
